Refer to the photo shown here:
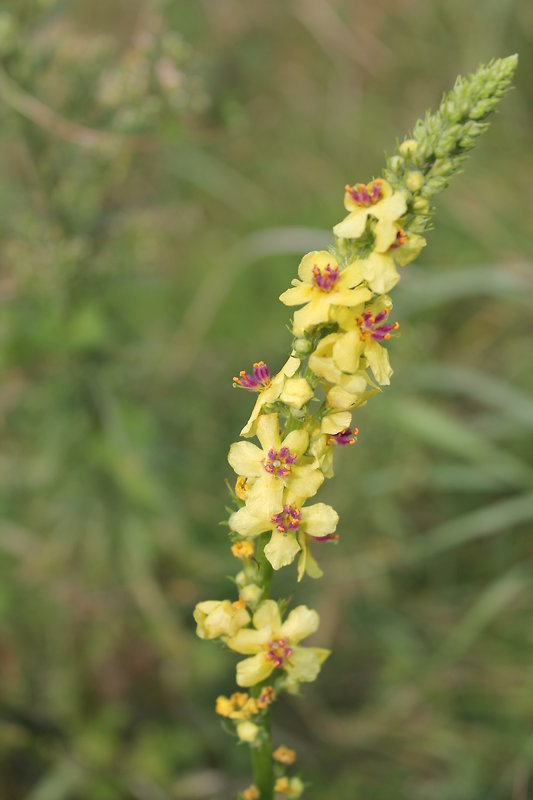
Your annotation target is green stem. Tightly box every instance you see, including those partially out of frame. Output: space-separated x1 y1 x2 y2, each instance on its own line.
251 707 273 799
251 533 274 797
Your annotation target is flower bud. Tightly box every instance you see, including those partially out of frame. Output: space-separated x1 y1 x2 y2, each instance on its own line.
240 584 262 605
388 155 404 172
193 600 250 639
279 377 314 408
237 721 260 743
405 171 424 192
412 196 430 214
399 138 418 157
292 337 312 356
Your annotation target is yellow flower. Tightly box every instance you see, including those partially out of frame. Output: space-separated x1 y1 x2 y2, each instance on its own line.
239 355 301 437
279 251 371 336
237 720 260 743
242 785 260 800
274 776 304 797
216 692 258 720
232 540 255 560
265 498 339 572
230 480 338 572
390 229 426 266
309 412 357 479
322 299 398 386
256 685 275 709
228 413 323 518
333 178 406 251
193 600 250 640
273 745 296 765
226 600 330 688
359 251 400 293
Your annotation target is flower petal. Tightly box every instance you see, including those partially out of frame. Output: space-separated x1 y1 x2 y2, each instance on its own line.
321 410 352 435
279 378 314 409
282 428 309 456
253 599 282 635
364 339 392 386
226 627 270 654
228 441 264 477
256 413 280 453
281 605 319 643
333 329 363 374
285 646 330 684
279 283 313 307
293 298 330 335
287 464 324 500
244 476 285 517
264 530 301 570
229 506 272 537
301 503 339 537
333 209 368 240
360 252 400 294
236 653 274 687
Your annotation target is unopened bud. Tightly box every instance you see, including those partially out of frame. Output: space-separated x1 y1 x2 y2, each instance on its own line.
240 584 262 605
412 196 430 214
399 139 418 157
292 337 311 356
405 171 424 192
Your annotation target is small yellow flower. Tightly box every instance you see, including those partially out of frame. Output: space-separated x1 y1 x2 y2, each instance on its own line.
193 599 250 640
239 355 301 437
334 178 407 251
215 692 258 720
274 776 304 797
279 251 371 336
228 413 323 518
230 479 338 573
226 600 330 688
242 785 260 800
390 229 426 266
273 745 296 765
232 539 255 560
215 695 234 717
240 584 262 605
256 685 275 709
235 476 248 500
327 298 398 386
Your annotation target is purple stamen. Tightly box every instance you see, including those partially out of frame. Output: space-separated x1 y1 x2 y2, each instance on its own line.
263 449 298 478
271 504 301 534
233 361 271 392
330 427 358 446
358 309 399 342
345 179 382 207
265 637 292 668
312 263 339 293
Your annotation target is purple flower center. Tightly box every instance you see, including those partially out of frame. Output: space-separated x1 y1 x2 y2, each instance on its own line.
263 447 297 478
233 361 271 391
330 427 359 446
271 504 301 534
265 638 293 668
358 308 399 341
312 262 339 293
345 179 382 207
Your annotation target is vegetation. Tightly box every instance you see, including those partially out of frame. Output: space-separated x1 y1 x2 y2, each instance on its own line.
0 2 531 799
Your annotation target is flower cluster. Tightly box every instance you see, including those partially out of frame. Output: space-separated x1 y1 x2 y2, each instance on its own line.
193 55 517 799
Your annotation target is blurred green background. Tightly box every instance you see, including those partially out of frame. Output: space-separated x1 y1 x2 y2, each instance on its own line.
0 2 532 799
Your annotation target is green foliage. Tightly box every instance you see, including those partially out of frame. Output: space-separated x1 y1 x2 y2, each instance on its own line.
0 2 532 800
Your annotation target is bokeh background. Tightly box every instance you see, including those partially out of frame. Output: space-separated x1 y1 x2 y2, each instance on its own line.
0 2 532 799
